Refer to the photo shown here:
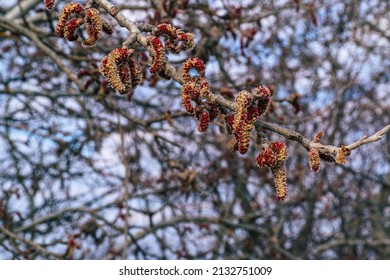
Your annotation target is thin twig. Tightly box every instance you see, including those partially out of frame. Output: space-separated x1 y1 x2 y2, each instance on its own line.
346 124 390 150
0 226 63 259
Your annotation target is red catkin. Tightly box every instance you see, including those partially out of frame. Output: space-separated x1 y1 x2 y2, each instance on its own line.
56 2 84 38
150 37 166 74
197 111 210 132
180 58 205 83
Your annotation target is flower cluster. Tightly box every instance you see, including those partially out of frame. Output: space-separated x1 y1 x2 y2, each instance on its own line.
180 90 215 131
56 2 84 38
56 3 112 47
99 48 143 97
335 145 351 164
256 142 288 201
224 86 271 154
153 23 195 55
179 58 219 132
147 24 195 79
44 0 54 10
166 30 195 54
82 8 104 47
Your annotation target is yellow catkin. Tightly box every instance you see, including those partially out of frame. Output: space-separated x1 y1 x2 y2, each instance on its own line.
233 90 250 134
267 142 289 201
271 165 287 201
238 121 253 154
129 59 143 86
82 8 102 47
154 23 177 39
99 48 133 93
106 55 125 92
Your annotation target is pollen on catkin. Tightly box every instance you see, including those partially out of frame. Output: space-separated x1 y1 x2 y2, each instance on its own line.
181 82 198 113
269 142 288 162
176 30 195 51
256 148 276 168
99 48 133 93
233 90 250 136
165 30 195 54
199 79 216 103
129 59 143 87
184 81 200 100
125 59 143 99
181 91 193 113
238 122 252 154
180 58 205 83
82 8 103 47
256 141 289 201
150 37 166 75
117 64 132 95
56 2 84 38
271 165 288 201
154 23 177 40
64 18 84 41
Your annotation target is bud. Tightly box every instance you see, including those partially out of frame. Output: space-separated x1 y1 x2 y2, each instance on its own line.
308 148 320 172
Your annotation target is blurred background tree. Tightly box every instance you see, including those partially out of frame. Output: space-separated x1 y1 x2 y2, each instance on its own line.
0 0 389 259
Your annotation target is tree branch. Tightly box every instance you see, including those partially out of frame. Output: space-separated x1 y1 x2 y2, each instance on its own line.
346 124 390 151
0 225 63 259
94 0 390 160
0 16 85 91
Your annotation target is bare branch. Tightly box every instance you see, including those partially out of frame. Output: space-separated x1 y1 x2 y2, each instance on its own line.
346 124 390 151
0 226 63 259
